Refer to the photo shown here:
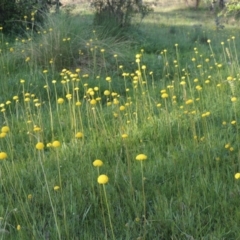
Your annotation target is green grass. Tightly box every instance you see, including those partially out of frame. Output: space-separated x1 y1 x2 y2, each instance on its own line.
1 2 240 239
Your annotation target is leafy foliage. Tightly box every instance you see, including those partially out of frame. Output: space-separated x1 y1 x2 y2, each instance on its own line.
0 0 60 34
220 0 240 19
92 0 153 28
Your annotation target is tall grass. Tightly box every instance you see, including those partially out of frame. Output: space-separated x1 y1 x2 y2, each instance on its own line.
0 4 240 239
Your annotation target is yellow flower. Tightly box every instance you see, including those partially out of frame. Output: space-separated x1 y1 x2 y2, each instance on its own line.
231 97 237 102
205 80 210 84
235 173 240 179
136 154 147 161
0 132 6 138
98 174 109 184
33 126 41 132
57 98 64 104
106 77 111 82
113 99 119 105
54 186 60 191
119 106 125 111
90 99 97 105
1 126 10 133
52 141 61 148
28 194 32 200
161 93 168 99
66 94 72 100
17 225 21 231
225 144 230 149
75 132 83 138
36 142 44 150
93 159 103 167
180 81 186 85
0 152 7 160
104 90 110 96
185 99 193 105
122 134 128 139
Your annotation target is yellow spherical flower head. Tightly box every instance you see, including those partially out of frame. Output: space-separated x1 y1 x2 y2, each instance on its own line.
28 194 33 200
0 132 7 138
1 126 10 133
36 142 44 150
106 77 111 82
122 134 128 139
52 141 61 148
136 154 147 161
98 174 109 184
0 152 7 160
57 98 64 104
54 186 60 191
75 132 83 138
104 90 110 96
119 106 125 111
90 99 97 105
161 93 168 99
235 173 240 179
93 159 103 167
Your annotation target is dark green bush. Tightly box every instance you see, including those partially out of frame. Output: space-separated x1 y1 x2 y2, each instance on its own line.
92 0 153 28
0 0 60 35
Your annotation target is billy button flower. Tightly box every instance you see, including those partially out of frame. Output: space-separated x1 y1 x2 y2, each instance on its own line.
90 99 97 105
93 159 103 167
136 154 147 161
161 93 168 99
98 174 109 184
0 132 6 138
57 98 64 104
121 134 128 139
104 90 110 96
52 141 61 148
54 186 60 191
75 132 84 138
36 142 44 150
66 94 72 100
135 153 147 237
119 106 125 111
0 152 7 160
1 126 10 133
97 174 115 239
185 99 193 105
235 173 240 179
106 77 111 82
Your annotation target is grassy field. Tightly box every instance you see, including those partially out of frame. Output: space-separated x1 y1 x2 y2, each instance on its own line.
1 1 240 239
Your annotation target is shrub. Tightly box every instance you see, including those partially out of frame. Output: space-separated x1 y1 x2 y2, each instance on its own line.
92 0 153 28
0 0 60 35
